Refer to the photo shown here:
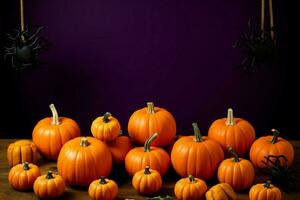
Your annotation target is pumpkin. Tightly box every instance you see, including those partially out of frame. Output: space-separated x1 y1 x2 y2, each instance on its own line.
171 123 224 180
205 183 238 200
32 103 81 160
7 140 40 167
8 162 41 190
107 134 132 164
91 112 121 142
88 176 118 200
217 146 255 191
166 135 183 155
250 129 294 168
33 171 65 199
57 137 112 187
208 108 255 156
174 175 207 200
249 181 282 200
132 166 162 195
125 133 170 176
128 102 176 147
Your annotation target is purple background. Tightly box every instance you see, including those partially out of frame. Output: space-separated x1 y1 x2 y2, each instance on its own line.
1 0 299 139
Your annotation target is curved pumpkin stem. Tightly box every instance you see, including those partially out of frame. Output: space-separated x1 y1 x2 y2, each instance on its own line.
263 180 271 188
147 102 156 114
271 129 279 144
49 104 60 125
226 108 236 126
103 112 111 123
99 176 107 184
188 175 197 183
144 133 158 152
80 137 90 147
144 166 151 174
227 146 240 162
192 123 203 142
46 171 54 179
23 162 30 170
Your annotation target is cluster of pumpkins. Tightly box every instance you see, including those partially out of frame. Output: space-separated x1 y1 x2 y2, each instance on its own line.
6 102 294 200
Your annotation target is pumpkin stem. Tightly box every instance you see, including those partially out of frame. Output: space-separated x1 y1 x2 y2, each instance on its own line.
144 133 158 152
144 166 151 174
188 175 197 183
147 102 156 114
80 137 90 147
46 171 54 179
23 162 30 170
225 108 236 126
227 146 240 162
49 104 60 125
271 129 280 144
103 112 111 123
263 180 272 188
99 176 107 184
192 123 203 142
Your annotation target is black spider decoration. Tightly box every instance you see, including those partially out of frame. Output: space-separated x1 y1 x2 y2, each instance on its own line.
4 26 44 70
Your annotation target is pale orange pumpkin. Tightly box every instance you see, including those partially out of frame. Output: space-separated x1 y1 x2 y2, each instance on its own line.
106 134 132 164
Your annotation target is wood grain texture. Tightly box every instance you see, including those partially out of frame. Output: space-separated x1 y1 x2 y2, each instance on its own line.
0 139 299 200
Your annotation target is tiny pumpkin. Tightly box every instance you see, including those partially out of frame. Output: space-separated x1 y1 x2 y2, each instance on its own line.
174 175 207 200
205 183 238 200
128 102 176 147
32 103 81 160
33 171 65 199
88 176 118 200
125 133 170 176
217 146 255 191
7 140 40 167
106 134 133 164
250 129 294 168
132 166 162 195
208 108 256 156
249 181 282 200
8 162 41 190
91 112 121 142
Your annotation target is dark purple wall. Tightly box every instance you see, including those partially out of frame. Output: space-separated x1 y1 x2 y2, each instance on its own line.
1 1 299 138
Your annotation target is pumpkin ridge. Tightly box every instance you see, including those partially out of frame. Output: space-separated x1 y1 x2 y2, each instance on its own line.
202 141 214 179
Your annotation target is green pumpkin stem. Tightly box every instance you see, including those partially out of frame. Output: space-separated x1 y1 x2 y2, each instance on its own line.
226 108 236 126
188 175 197 183
80 137 90 147
263 180 271 188
49 104 60 125
271 129 280 144
103 112 111 123
144 133 158 152
144 166 151 174
192 123 203 142
99 176 107 184
46 171 54 179
147 102 156 114
23 162 30 170
227 146 240 162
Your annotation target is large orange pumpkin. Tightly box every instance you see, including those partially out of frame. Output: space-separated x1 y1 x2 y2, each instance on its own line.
57 137 112 187
127 102 176 147
171 123 224 180
106 135 132 164
32 104 81 160
208 108 255 156
250 129 294 168
88 177 118 200
249 181 282 200
125 133 170 176
174 175 207 200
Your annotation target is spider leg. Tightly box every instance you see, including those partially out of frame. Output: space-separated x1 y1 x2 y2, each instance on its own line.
29 36 40 47
29 26 43 41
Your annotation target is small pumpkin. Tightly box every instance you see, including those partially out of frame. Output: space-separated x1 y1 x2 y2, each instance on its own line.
217 146 255 191
33 171 65 199
125 133 170 176
8 162 41 190
174 175 207 200
57 137 112 187
208 108 256 156
205 183 238 200
171 123 224 180
249 181 282 200
88 176 118 200
32 103 81 160
128 102 176 147
132 166 162 195
107 134 133 164
7 140 40 167
250 129 294 168
91 112 121 142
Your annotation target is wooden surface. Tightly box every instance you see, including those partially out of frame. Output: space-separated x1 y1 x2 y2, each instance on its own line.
1 139 299 200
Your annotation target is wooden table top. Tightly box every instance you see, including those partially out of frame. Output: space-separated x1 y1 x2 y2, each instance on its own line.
1 139 299 200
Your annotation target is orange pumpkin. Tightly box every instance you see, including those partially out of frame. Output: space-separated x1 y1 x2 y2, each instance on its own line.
33 171 65 199
249 181 282 200
132 166 162 195
171 123 224 180
208 108 255 156
174 175 207 200
88 177 118 200
7 140 40 167
91 112 121 142
166 135 183 155
57 137 112 187
128 102 176 147
125 133 170 176
218 146 255 191
8 162 41 190
107 134 132 164
250 129 294 168
206 183 238 200
32 103 81 160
